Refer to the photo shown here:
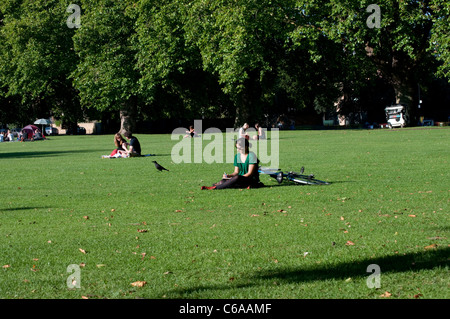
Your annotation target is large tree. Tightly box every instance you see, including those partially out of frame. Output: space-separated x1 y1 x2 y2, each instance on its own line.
289 0 448 125
71 0 140 134
0 0 81 125
134 0 229 122
430 0 450 80
183 0 302 126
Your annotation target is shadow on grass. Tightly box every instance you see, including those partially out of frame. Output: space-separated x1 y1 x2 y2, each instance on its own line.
163 247 449 298
253 247 449 283
0 149 106 159
0 206 52 212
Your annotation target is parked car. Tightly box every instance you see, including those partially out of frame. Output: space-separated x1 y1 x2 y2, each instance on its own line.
385 105 407 128
45 126 59 135
66 126 86 135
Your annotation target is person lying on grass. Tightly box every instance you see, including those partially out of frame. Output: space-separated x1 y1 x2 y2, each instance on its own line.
201 138 264 190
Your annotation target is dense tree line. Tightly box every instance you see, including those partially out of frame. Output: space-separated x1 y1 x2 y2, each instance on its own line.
0 0 449 132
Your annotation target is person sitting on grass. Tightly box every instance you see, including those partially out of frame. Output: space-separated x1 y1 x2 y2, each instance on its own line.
111 133 129 157
124 131 141 157
32 129 44 141
239 123 250 140
184 125 199 138
253 123 266 140
201 138 263 190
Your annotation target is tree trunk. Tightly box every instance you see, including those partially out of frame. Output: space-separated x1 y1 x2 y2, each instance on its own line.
233 71 261 128
119 97 137 134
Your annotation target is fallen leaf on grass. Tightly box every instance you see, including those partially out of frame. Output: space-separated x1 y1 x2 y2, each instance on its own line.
137 229 148 233
345 240 355 246
79 248 87 254
380 291 392 298
424 243 438 250
408 214 416 218
3 265 10 269
130 281 147 287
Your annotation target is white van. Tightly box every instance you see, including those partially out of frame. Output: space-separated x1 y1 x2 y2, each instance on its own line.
385 105 407 128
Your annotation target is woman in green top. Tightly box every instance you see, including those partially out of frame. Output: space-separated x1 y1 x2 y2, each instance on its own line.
202 138 263 190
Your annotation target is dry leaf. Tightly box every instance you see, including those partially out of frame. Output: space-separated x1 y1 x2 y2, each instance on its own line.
3 265 10 269
345 240 355 246
380 291 392 298
131 281 147 287
83 216 89 220
79 248 86 254
408 214 416 218
424 243 437 250
137 229 148 233
175 210 183 212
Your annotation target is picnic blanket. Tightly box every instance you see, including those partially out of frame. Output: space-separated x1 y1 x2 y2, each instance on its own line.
101 153 155 159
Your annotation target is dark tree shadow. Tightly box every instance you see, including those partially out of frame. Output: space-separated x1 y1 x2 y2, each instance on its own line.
162 247 449 298
0 149 106 159
253 247 449 284
0 206 52 212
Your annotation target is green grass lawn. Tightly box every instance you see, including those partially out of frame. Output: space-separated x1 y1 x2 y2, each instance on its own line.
0 127 448 299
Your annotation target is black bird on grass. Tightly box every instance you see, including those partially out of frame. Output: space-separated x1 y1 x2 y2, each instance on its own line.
152 161 169 172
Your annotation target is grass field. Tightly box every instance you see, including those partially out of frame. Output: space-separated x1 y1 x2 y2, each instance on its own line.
0 127 449 299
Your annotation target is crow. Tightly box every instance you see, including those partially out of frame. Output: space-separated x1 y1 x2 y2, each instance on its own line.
152 161 169 172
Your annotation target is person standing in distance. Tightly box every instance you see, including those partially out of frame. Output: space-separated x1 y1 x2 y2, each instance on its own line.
124 132 141 157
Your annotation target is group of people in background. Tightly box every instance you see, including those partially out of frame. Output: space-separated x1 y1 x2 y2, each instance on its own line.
239 123 266 140
182 123 266 140
0 128 46 142
0 129 15 142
